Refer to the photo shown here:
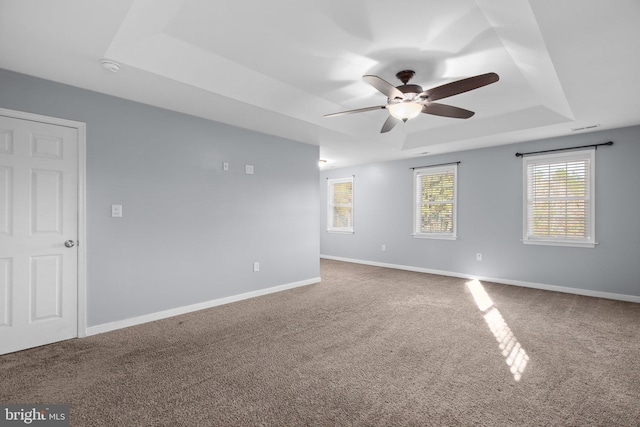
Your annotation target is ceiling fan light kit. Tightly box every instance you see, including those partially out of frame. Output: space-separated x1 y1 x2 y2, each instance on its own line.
388 102 422 121
326 70 499 133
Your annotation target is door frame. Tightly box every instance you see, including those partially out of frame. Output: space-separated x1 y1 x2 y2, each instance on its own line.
0 107 88 338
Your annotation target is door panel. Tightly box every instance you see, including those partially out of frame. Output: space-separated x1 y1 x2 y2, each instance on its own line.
0 129 12 154
0 258 10 326
31 169 63 233
0 115 78 355
0 166 11 234
30 254 62 321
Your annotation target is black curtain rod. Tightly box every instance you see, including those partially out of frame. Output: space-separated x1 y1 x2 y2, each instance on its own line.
326 175 355 179
515 141 613 158
410 161 460 170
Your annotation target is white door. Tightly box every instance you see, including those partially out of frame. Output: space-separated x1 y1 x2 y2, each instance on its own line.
0 115 79 355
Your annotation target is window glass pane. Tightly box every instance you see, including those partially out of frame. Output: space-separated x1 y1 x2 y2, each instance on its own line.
332 182 352 204
332 206 352 228
420 203 453 233
420 173 454 202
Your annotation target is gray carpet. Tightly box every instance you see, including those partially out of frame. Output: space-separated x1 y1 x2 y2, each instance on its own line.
1 259 639 426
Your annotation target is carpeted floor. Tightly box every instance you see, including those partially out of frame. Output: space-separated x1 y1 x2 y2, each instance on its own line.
1 259 639 426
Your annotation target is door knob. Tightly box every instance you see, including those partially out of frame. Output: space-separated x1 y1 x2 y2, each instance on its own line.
64 240 75 248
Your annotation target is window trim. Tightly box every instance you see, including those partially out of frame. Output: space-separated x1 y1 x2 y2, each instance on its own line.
327 176 354 234
522 149 596 248
413 164 458 240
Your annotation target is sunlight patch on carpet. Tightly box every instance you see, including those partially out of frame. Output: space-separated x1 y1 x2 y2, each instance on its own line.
467 279 530 381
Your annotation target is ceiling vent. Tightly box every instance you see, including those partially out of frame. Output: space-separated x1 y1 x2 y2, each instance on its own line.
571 124 600 132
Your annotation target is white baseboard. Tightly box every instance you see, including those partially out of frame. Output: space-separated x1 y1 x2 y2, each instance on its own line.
86 277 321 336
320 255 640 303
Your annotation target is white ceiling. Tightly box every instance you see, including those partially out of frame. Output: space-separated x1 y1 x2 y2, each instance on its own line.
1 0 639 168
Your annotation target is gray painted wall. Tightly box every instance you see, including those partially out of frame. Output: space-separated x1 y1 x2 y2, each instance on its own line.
321 126 640 298
0 68 320 326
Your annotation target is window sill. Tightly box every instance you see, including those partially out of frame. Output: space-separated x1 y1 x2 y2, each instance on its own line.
327 230 354 234
522 239 596 248
413 234 457 241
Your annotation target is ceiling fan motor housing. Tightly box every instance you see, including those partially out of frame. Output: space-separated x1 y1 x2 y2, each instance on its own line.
394 70 423 99
396 84 424 98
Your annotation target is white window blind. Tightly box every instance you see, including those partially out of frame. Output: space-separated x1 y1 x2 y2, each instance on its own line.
413 164 457 239
523 149 595 247
327 177 354 233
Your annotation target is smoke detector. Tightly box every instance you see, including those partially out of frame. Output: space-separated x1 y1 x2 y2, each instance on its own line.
100 59 121 73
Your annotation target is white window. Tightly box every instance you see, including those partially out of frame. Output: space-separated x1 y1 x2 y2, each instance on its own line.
523 149 595 247
413 164 457 239
327 177 354 233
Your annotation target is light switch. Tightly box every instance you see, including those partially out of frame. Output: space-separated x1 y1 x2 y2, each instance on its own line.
111 204 123 218
223 162 229 171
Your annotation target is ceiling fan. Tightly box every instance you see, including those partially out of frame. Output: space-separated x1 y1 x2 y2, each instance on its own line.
325 70 499 133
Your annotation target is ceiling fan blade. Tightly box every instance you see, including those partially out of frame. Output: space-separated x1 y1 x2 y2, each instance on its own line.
421 72 499 102
363 75 405 100
381 115 400 133
422 103 475 119
324 105 386 118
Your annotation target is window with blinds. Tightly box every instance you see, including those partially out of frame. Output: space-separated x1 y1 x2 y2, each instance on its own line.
327 177 354 233
413 164 457 239
523 149 595 247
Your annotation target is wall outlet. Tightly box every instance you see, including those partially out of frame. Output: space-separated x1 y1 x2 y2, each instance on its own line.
245 164 254 174
111 204 123 218
476 253 483 261
253 262 260 272
381 244 386 252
